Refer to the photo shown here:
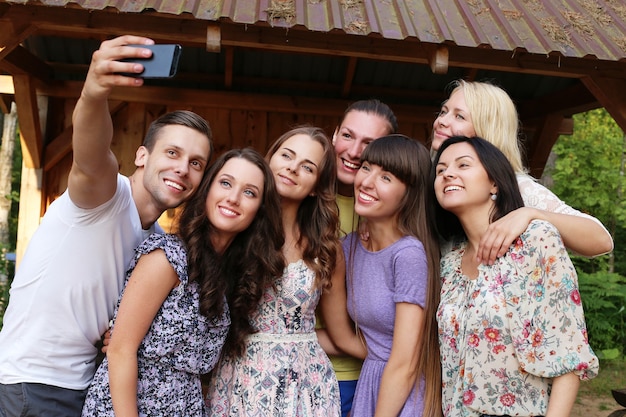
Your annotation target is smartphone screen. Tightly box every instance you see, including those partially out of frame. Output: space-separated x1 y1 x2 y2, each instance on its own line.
121 44 182 78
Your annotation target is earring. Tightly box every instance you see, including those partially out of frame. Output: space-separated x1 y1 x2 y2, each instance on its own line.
490 193 497 201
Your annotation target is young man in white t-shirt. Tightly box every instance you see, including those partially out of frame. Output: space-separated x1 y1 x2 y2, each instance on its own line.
0 35 213 417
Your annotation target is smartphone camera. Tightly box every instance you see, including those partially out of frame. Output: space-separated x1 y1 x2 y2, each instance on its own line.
120 44 182 79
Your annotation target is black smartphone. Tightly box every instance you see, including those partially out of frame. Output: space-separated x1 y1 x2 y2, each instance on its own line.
121 44 182 78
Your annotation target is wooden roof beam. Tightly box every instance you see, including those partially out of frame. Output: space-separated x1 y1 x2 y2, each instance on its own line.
0 47 53 82
2 4 209 44
36 79 437 124
4 3 626 80
0 94 11 114
427 44 448 74
43 126 72 172
580 76 626 135
224 46 234 89
527 113 564 178
206 24 220 52
518 82 599 121
43 100 125 172
217 24 626 79
12 74 43 168
0 9 37 61
0 7 52 81
341 56 357 98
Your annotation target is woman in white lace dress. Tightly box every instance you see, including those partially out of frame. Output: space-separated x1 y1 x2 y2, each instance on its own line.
430 79 613 262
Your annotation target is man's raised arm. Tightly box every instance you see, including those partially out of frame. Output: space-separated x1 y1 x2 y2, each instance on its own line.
69 35 154 209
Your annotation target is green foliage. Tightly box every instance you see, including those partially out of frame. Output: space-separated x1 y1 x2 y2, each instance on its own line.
548 108 626 274
578 271 626 355
551 109 625 218
0 116 21 329
0 246 14 330
9 128 21 249
548 110 626 364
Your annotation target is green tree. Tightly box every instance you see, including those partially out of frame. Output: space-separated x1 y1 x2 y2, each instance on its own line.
546 109 626 356
547 109 626 274
0 105 20 329
577 271 626 355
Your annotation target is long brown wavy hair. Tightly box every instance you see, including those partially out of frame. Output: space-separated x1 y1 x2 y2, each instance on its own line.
177 148 285 357
265 126 340 290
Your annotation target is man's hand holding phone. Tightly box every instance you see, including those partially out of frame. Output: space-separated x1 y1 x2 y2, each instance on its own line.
82 36 155 100
122 44 181 78
81 36 182 103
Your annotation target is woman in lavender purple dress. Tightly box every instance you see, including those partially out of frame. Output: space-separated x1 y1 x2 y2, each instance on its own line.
343 135 442 417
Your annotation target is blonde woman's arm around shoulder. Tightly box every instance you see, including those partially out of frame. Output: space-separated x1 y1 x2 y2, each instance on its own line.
477 175 613 264
108 249 179 417
374 302 423 417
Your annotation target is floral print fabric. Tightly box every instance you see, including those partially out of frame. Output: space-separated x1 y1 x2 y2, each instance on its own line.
437 220 598 417
82 233 230 416
206 259 340 417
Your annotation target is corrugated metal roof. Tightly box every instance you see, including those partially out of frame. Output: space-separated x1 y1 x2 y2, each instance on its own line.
13 0 626 61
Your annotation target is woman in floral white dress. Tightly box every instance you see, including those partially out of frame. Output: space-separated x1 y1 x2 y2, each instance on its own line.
432 136 599 417
206 126 365 416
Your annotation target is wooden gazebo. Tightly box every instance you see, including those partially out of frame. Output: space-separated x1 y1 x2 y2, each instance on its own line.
1 0 626 260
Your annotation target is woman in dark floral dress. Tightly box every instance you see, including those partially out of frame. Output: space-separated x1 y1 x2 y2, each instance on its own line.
82 148 284 416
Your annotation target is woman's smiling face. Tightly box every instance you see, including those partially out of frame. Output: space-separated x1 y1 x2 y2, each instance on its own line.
431 89 476 152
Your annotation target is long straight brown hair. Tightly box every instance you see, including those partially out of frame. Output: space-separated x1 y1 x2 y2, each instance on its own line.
349 134 442 417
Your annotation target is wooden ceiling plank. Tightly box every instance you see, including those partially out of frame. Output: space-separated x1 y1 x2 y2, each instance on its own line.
35 80 436 124
0 2 10 17
224 46 234 89
518 82 599 121
581 76 626 135
12 74 42 168
341 56 357 98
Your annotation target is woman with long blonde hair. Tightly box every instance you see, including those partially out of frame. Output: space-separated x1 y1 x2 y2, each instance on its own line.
430 79 613 263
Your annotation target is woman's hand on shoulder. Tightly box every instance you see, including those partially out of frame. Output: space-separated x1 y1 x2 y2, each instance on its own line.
477 207 537 265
